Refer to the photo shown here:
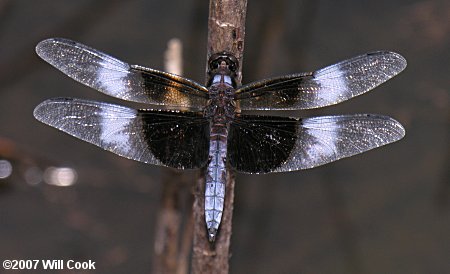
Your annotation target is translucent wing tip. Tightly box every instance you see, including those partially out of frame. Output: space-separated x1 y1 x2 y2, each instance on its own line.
389 116 406 141
33 99 51 122
371 114 406 143
368 51 407 74
33 97 71 123
36 38 56 58
35 38 76 61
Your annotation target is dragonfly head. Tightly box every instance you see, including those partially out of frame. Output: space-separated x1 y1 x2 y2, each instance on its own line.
208 52 239 76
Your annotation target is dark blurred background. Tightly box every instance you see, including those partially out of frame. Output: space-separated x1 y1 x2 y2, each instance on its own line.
0 0 449 273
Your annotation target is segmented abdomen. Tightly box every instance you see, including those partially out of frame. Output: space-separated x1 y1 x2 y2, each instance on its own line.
205 124 228 241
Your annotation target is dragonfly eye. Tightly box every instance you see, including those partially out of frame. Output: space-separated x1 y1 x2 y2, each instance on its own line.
227 62 237 72
210 60 220 70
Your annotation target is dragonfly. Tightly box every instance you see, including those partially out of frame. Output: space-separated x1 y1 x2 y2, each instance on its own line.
34 38 406 242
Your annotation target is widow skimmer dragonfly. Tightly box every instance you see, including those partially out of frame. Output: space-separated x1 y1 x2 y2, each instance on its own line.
34 38 406 242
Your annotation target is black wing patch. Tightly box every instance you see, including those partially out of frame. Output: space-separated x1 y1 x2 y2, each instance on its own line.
235 51 407 110
228 114 405 174
33 98 209 169
36 38 208 109
228 115 298 173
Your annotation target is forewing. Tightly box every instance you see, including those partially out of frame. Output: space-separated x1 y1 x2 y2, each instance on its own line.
228 114 405 173
33 98 209 169
235 51 407 110
36 38 208 109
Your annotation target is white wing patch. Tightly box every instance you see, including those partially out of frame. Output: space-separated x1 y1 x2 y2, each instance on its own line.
96 59 133 100
99 106 137 153
302 118 339 166
314 64 348 105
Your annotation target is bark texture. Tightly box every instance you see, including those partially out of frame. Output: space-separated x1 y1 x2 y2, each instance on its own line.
192 0 247 273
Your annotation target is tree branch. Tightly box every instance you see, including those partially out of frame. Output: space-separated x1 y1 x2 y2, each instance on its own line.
192 0 247 273
206 0 247 83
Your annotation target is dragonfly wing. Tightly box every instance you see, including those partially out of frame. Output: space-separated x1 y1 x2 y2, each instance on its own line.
228 114 405 173
34 98 210 169
236 51 406 110
36 38 208 109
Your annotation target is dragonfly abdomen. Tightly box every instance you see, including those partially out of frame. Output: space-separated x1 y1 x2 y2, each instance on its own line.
205 124 228 242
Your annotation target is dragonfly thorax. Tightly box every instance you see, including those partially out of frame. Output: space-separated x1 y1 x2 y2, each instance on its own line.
205 52 239 123
204 83 236 123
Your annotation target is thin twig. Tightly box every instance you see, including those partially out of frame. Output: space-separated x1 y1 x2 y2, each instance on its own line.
153 169 182 274
191 1 247 273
